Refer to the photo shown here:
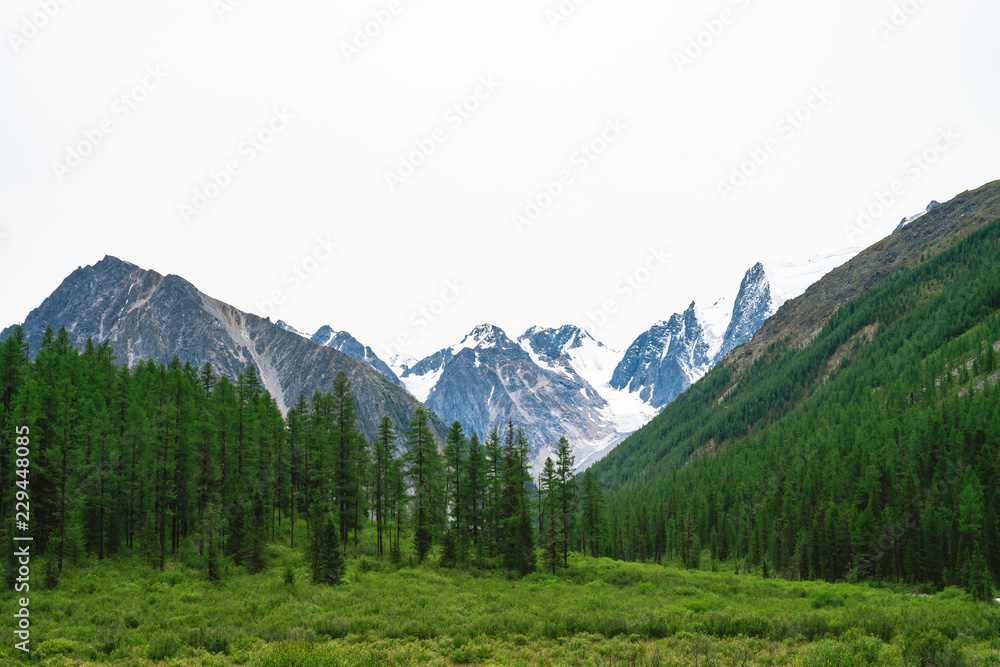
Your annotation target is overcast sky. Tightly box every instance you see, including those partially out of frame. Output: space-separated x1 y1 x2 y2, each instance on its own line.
2 0 998 359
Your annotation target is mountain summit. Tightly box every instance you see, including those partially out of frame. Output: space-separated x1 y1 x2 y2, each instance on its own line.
0 256 443 441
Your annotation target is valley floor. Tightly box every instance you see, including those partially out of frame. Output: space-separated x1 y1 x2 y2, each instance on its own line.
2 532 999 667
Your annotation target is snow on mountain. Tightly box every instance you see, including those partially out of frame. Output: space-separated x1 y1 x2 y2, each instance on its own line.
695 297 732 359
610 303 712 409
761 247 861 314
895 200 941 232
388 353 418 378
516 325 656 446
399 324 638 470
378 249 858 468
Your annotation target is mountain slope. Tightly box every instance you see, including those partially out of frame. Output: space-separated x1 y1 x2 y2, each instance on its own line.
0 256 444 441
593 178 1000 495
399 324 633 466
610 303 711 409
589 207 1000 586
310 325 403 387
724 180 1000 377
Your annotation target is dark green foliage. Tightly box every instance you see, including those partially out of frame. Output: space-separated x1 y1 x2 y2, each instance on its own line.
318 513 346 585
587 217 1000 592
406 407 443 564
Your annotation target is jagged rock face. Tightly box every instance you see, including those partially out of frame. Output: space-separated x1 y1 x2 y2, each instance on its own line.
310 325 403 387
895 200 942 232
610 303 711 409
0 256 444 442
715 262 772 362
403 324 619 465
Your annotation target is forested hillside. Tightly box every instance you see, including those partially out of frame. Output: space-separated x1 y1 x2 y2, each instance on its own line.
0 327 570 586
588 216 1000 598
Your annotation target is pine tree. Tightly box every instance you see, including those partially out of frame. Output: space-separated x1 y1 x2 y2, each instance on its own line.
373 416 397 557
244 488 266 574
331 372 362 554
555 436 576 568
318 512 346 585
580 470 604 558
444 421 467 535
483 426 503 557
539 458 558 574
406 407 442 563
464 432 487 555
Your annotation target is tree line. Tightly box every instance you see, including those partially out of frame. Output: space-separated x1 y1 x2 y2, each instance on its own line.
586 217 1000 601
0 326 584 586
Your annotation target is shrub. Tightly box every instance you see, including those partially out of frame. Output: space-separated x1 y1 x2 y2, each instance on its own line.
315 618 351 640
903 630 967 667
938 586 969 600
35 638 84 659
602 567 642 587
95 624 122 655
146 632 181 660
811 589 846 609
807 636 885 666
701 612 773 639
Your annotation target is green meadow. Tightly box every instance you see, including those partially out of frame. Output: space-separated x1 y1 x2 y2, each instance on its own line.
3 525 999 667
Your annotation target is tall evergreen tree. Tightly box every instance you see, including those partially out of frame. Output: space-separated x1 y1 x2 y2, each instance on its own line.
406 407 442 563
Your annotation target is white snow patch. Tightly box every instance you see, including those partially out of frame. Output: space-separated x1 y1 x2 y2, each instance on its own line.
400 366 444 403
762 247 861 313
695 297 732 359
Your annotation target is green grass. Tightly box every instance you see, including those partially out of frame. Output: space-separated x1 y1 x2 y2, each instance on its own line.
2 530 999 665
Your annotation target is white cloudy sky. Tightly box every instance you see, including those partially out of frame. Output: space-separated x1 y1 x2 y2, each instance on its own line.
1 0 998 359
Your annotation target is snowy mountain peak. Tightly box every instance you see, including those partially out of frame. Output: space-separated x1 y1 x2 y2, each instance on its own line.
521 324 603 354
457 323 511 351
388 353 418 373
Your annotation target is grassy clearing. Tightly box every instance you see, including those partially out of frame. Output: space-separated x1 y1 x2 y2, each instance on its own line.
2 533 999 666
